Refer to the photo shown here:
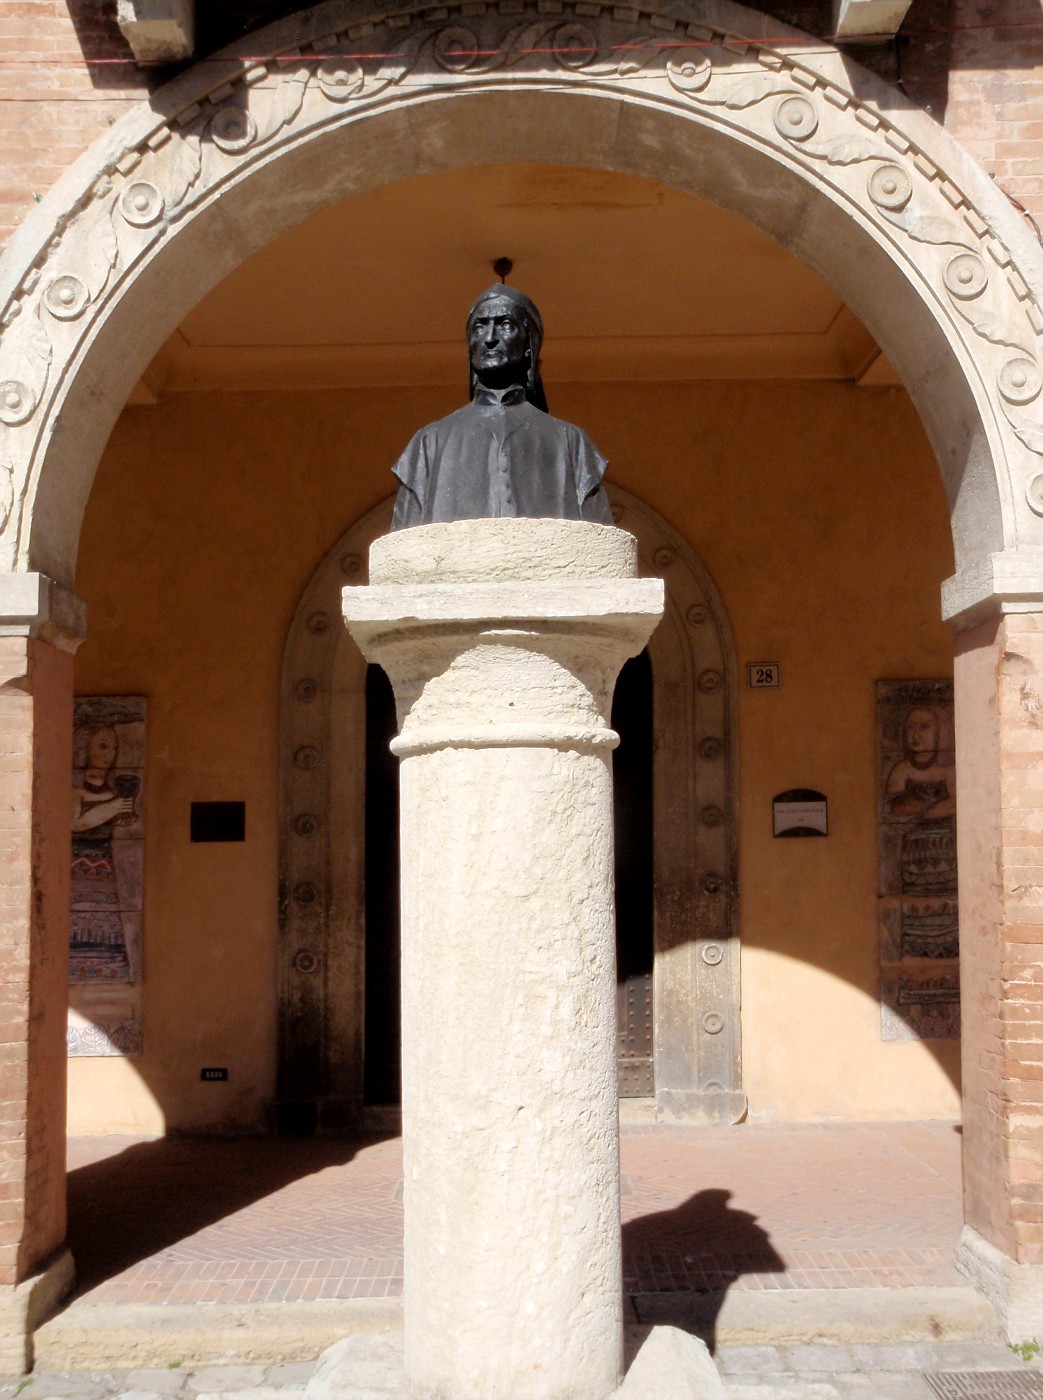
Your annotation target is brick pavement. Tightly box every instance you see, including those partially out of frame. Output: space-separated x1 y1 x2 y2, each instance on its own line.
65 1121 966 1309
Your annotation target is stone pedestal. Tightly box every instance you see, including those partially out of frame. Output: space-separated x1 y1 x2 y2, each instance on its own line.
342 519 663 1400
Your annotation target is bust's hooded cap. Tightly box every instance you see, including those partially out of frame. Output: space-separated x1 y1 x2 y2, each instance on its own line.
467 284 549 413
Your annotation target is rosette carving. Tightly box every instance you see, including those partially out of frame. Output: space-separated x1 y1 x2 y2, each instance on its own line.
317 57 364 101
433 25 484 72
44 275 89 322
867 165 973 250
120 180 164 228
774 95 817 141
998 356 1043 456
211 104 258 154
553 22 598 69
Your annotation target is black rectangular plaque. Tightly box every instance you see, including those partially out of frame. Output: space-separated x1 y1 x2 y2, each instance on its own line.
190 801 246 843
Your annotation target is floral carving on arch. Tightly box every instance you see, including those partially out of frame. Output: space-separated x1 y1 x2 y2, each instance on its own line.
1 0 1042 579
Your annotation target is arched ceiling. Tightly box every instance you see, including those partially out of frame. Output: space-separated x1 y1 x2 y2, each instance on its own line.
134 163 896 401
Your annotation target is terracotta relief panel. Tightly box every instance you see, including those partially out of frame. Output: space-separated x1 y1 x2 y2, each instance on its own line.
877 679 959 1042
68 695 145 1057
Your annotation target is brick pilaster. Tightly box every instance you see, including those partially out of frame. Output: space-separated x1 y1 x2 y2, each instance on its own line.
957 614 1043 1265
0 636 72 1284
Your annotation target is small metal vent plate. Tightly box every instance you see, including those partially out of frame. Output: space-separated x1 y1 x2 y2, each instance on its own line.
925 1373 1043 1399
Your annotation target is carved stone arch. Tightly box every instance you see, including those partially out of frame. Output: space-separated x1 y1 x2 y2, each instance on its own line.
279 495 392 1130
2 0 1043 619
611 486 742 1124
280 488 739 1127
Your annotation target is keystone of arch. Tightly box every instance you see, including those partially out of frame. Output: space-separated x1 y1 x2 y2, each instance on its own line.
1 0 1043 624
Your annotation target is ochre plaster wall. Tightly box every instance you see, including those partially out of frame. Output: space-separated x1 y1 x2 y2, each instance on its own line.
69 377 960 1133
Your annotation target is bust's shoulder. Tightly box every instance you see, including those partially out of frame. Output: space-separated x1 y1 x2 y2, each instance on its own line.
421 401 481 435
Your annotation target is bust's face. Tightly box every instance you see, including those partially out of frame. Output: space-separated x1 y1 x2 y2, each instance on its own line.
469 298 528 384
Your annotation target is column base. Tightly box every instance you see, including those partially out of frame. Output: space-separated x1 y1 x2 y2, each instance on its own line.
956 1225 1043 1342
0 1247 74 1376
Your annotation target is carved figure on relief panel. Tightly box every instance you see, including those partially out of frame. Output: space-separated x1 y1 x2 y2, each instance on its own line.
885 705 957 900
391 285 613 529
71 702 144 984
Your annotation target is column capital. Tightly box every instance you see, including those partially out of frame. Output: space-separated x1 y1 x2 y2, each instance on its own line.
0 573 86 653
343 521 663 760
942 549 1043 629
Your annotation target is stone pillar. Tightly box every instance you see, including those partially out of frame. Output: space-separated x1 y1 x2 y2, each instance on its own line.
0 575 83 1372
343 519 662 1400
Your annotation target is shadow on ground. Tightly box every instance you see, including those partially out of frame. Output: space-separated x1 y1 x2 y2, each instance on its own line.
66 1135 392 1295
623 1187 785 1352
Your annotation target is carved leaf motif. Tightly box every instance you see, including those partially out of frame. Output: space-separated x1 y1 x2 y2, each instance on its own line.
497 19 560 70
263 65 309 139
167 131 203 210
953 298 1028 356
815 136 881 166
370 33 426 93
613 36 662 76
881 205 972 251
84 199 119 300
0 459 13 535
1002 400 1043 456
0 305 52 403
723 79 796 110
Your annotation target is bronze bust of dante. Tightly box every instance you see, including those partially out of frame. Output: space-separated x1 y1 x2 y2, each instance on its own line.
391 286 613 529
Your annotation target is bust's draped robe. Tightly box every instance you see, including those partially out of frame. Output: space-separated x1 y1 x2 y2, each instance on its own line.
391 384 613 529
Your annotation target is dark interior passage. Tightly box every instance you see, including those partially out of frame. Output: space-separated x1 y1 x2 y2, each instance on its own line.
612 649 655 1097
364 664 401 1106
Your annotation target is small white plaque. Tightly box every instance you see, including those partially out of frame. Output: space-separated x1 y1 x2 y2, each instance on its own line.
773 788 828 838
747 662 780 689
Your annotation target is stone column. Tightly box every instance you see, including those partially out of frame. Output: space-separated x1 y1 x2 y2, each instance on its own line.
343 519 662 1400
0 575 83 1372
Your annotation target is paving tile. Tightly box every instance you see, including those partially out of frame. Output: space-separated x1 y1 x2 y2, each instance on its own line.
827 1377 935 1399
780 1346 858 1375
717 1347 788 1376
184 1370 266 1394
261 1366 316 1387
851 1344 944 1371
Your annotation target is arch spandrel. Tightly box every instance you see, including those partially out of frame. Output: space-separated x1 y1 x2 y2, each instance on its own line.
0 0 1041 614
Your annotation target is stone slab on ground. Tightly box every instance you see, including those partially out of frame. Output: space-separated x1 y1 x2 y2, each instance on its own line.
304 1333 402 1400
615 1325 726 1397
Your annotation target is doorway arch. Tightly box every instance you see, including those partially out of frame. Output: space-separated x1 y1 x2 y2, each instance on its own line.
279 486 739 1127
